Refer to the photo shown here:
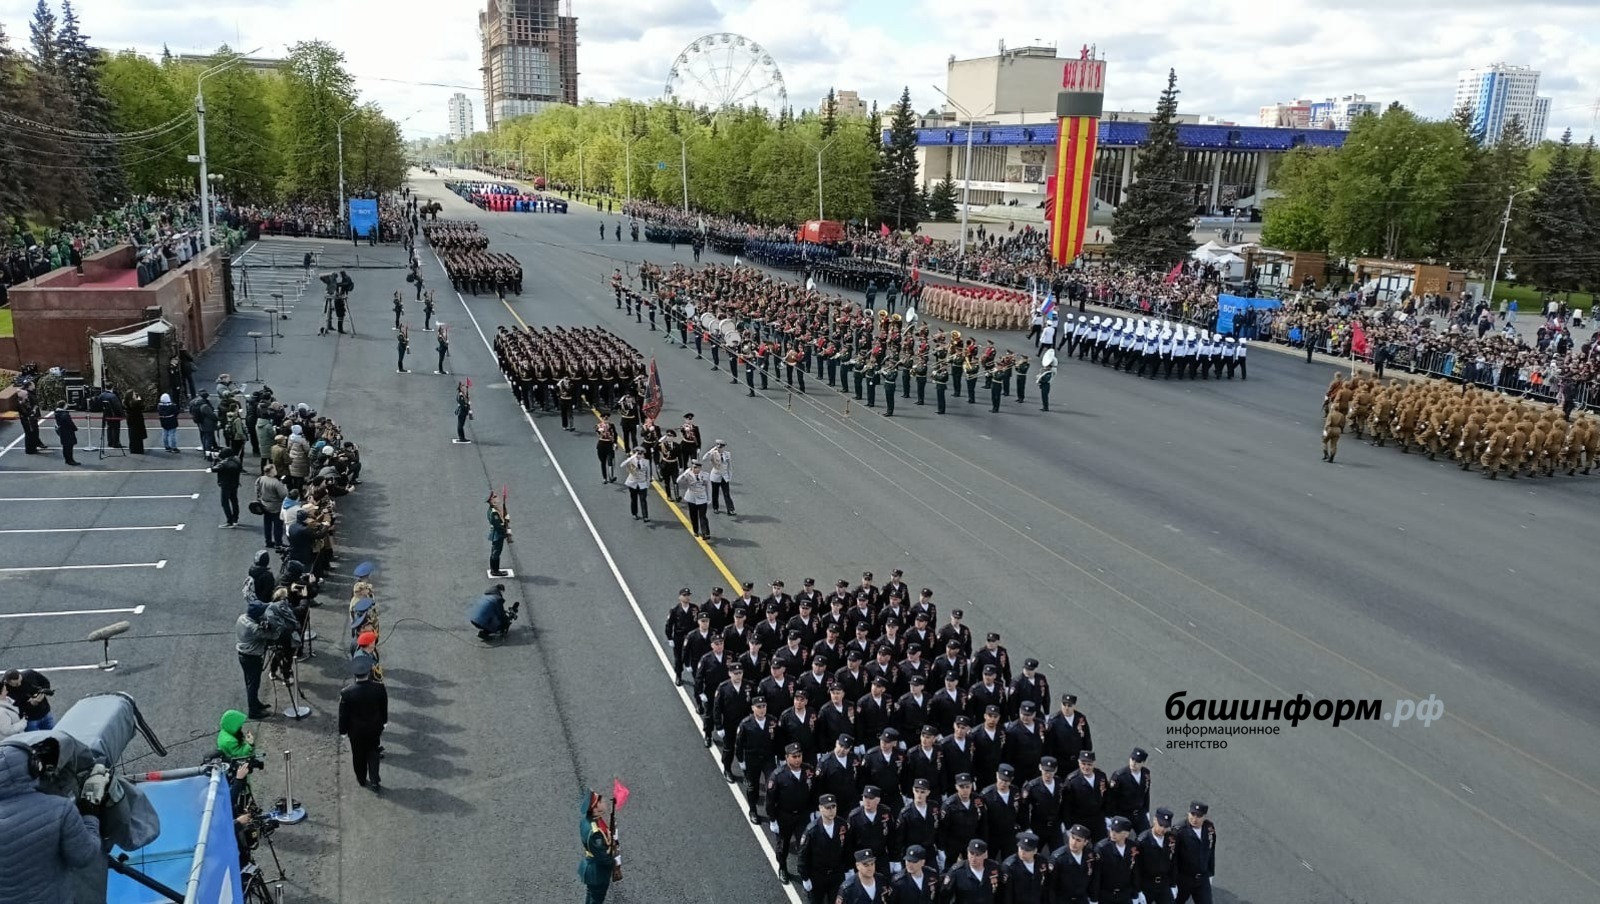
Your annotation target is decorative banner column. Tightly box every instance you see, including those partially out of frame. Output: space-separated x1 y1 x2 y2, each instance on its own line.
1048 48 1106 265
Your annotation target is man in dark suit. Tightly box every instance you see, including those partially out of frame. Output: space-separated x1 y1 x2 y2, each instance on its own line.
338 655 388 789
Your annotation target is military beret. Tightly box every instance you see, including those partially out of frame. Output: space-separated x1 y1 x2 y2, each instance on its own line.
1068 824 1092 840
1109 816 1133 833
1130 747 1148 763
1190 801 1209 816
784 743 802 755
1016 831 1040 852
967 838 987 854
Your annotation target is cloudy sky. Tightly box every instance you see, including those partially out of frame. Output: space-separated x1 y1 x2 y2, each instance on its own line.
3 0 1596 140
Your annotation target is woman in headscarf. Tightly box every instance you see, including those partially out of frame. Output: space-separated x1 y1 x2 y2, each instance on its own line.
125 390 148 454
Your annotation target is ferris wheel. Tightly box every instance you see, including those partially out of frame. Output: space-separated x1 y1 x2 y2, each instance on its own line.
663 33 788 114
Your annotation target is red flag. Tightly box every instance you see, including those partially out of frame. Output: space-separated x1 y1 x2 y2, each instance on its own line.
642 358 664 420
1163 262 1182 285
612 778 631 811
880 222 890 237
1351 320 1369 357
1043 175 1057 224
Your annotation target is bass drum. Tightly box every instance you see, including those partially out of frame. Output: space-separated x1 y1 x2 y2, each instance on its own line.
719 318 741 348
698 312 721 334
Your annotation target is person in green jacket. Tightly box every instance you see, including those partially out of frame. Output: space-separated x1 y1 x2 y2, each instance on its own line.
577 790 618 903
216 709 256 760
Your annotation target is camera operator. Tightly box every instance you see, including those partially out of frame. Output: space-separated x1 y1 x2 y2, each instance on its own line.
0 743 104 903
236 602 276 719
469 584 518 640
285 507 327 573
4 668 56 731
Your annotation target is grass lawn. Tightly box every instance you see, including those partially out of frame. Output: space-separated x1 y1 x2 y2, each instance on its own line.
1490 283 1593 312
0 307 12 338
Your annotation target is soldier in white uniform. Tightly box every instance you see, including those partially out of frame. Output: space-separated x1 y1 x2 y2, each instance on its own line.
1159 326 1176 379
1235 336 1248 380
1223 337 1239 378
703 439 736 515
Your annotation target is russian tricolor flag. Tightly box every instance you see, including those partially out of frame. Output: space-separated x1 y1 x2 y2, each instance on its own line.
1040 292 1057 318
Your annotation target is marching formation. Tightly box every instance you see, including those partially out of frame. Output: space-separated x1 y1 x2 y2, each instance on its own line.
423 221 524 296
1047 316 1249 382
1321 373 1600 476
662 570 1219 904
490 325 650 428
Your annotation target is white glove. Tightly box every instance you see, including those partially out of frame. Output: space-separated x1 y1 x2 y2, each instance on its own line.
1170 888 1177 900
890 862 905 876
739 761 747 773
613 855 622 866
699 693 707 703
714 730 725 742
802 880 812 892
769 820 779 834
79 764 112 807
1134 895 1146 904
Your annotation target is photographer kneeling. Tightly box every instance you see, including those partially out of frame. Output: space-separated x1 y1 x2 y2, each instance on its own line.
469 584 519 641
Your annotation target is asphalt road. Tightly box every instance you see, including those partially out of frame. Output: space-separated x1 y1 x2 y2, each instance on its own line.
3 167 1597 904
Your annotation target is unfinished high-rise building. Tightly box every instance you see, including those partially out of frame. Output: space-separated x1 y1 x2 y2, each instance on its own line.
480 0 579 129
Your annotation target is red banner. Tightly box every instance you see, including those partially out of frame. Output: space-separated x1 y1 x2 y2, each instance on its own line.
642 358 664 420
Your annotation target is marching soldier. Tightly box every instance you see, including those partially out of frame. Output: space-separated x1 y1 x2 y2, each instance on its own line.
941 838 1001 903
796 795 850 903
768 744 817 883
1046 694 1093 767
1000 831 1050 904
1094 817 1139 904
735 697 778 821
1019 756 1066 850
1008 658 1049 720
1048 824 1098 904
1321 407 1346 462
891 845 940 903
817 735 863 813
837 849 890 903
848 785 895 867
1003 701 1047 783
1135 807 1178 904
1172 802 1217 904
1106 747 1153 834
895 777 940 865
1063 752 1110 842
712 661 753 776
937 774 986 870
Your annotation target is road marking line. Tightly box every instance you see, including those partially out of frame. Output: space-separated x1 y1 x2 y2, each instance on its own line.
0 494 201 502
0 468 209 475
22 664 108 674
0 604 146 619
0 561 166 574
0 432 24 459
0 525 185 535
437 246 798 904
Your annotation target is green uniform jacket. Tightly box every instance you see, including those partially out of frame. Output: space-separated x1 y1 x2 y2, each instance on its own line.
577 817 616 887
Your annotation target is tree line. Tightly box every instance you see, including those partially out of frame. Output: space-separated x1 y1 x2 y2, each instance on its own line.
448 88 932 230
1263 103 1600 295
0 0 406 230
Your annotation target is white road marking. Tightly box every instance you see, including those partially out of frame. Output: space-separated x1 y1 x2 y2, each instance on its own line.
0 493 200 502
0 560 166 574
21 664 108 674
0 468 209 475
0 431 25 458
0 604 146 619
0 525 185 535
436 247 805 904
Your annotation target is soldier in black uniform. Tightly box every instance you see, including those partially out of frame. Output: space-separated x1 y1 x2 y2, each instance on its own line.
836 650 871 704
942 838 1001 903
723 607 753 658
891 845 940 903
903 726 945 798
775 630 812 676
1001 831 1050 904
1093 817 1138 904
937 610 974 658
1019 756 1065 851
816 734 862 814
1063 752 1109 843
798 657 834 707
979 761 1017 857
971 705 1006 782
1135 807 1178 904
1003 701 1047 782
768 744 818 883
939 716 976 794
848 785 894 867
856 676 895 745
1107 747 1153 834
894 778 940 866
1007 658 1049 720
896 675 931 742
1047 824 1098 904
695 635 730 732
780 687 820 764
711 662 753 778
789 597 821 648
1046 694 1094 768
734 697 778 821
1172 802 1216 904
796 795 849 902
837 849 889 903
928 671 967 736
938 774 987 872
968 664 1008 722
861 729 907 816
817 683 856 752
759 659 795 715
928 638 970 689
664 590 700 686
972 632 1011 686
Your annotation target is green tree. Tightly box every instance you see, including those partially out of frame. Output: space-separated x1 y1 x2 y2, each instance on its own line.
1260 147 1336 251
928 177 957 220
1110 69 1194 269
1579 139 1600 289
57 1 125 209
276 40 357 203
0 22 29 225
27 0 56 69
1521 129 1588 294
876 87 922 230
100 51 188 195
821 87 837 140
1323 105 1468 259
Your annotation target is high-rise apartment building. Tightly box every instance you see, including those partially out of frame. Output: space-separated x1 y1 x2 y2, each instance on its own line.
1453 64 1550 144
447 93 474 141
480 0 578 129
821 89 869 118
1307 94 1381 131
1257 99 1313 129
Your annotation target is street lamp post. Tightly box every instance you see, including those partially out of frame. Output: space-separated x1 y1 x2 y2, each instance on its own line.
337 108 362 227
193 48 260 250
1487 187 1534 307
931 86 994 257
577 137 596 196
798 133 843 221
